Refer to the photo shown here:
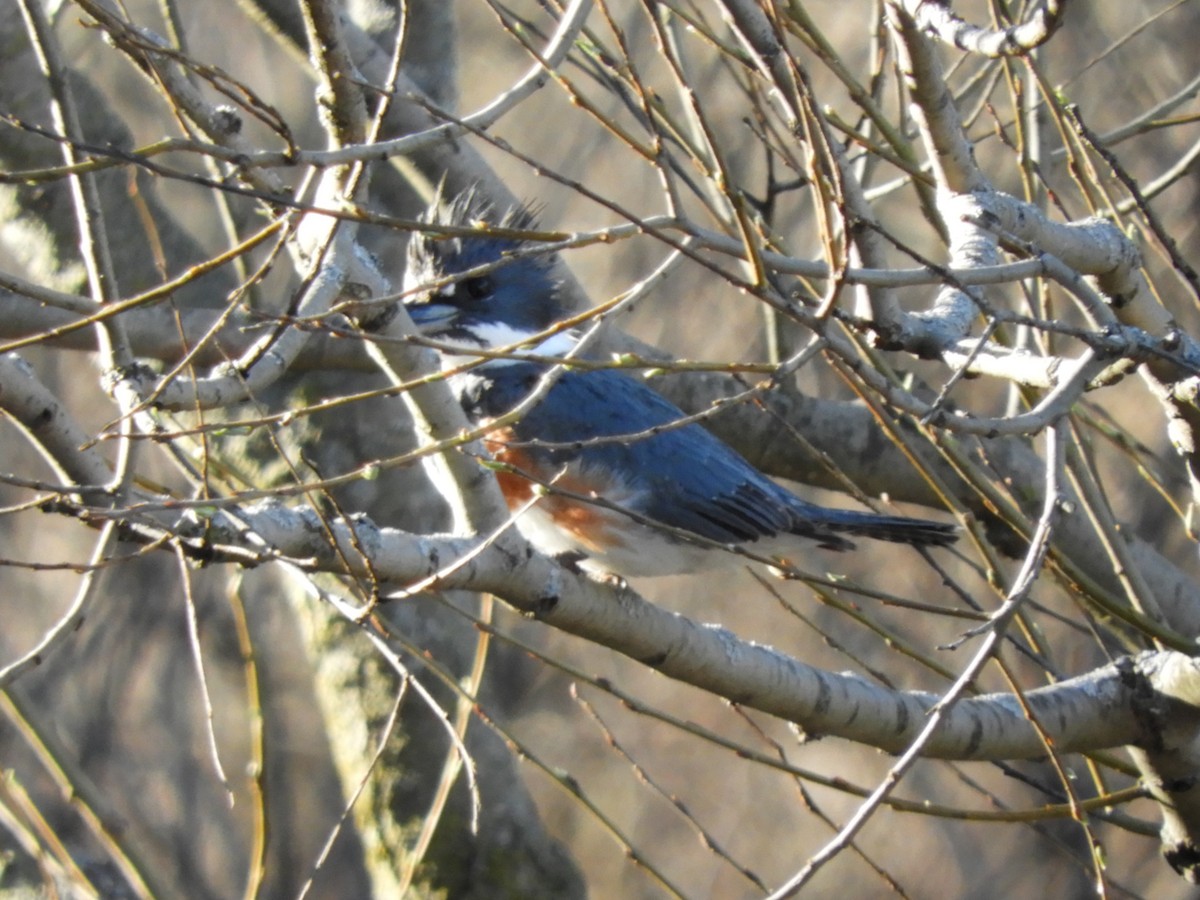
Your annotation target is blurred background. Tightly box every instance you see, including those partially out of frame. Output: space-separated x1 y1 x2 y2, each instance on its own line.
3 1 1200 897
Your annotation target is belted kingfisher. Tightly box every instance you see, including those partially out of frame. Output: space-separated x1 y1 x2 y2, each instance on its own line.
402 191 957 577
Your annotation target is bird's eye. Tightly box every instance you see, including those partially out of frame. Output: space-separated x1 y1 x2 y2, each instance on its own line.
463 276 492 300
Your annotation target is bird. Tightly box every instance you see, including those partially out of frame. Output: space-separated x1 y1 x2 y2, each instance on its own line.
401 190 958 577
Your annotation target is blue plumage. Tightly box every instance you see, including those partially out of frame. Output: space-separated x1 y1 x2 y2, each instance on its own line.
457 361 832 546
403 190 957 576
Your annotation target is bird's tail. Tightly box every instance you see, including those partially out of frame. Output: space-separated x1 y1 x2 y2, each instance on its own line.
801 509 959 550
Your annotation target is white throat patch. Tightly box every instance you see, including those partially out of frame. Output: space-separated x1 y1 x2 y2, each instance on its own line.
437 323 580 369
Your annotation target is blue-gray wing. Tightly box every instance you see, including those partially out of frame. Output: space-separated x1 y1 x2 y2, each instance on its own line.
456 362 852 547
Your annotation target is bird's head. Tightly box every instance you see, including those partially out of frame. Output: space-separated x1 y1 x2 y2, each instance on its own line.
403 189 563 352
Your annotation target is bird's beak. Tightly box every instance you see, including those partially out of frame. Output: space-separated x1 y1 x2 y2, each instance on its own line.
405 301 457 333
